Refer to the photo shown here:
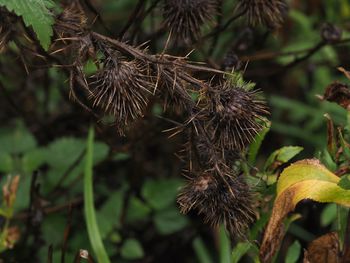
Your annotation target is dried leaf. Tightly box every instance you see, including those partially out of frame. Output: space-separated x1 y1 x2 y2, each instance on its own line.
303 232 340 263
260 159 350 263
322 82 350 110
2 175 20 209
324 114 337 158
338 67 350 81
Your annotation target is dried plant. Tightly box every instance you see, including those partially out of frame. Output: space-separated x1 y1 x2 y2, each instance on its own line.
89 51 152 134
54 0 87 37
0 9 13 52
198 78 268 150
178 167 255 237
162 0 218 42
237 0 288 28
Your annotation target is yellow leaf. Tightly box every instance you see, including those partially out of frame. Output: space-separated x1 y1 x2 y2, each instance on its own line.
260 159 350 263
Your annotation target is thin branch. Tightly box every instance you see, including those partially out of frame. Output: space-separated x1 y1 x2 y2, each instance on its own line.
118 0 147 39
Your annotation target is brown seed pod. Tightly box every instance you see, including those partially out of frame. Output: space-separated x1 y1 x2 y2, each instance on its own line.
0 9 13 52
321 23 342 44
202 79 268 150
54 0 88 37
178 168 255 237
162 0 218 42
237 0 288 29
89 53 152 134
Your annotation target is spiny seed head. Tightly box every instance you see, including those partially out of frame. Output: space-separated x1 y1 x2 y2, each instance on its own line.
89 54 151 134
54 0 88 37
188 125 239 167
0 10 13 52
178 169 255 237
163 0 218 42
237 0 288 29
204 80 268 150
321 23 342 44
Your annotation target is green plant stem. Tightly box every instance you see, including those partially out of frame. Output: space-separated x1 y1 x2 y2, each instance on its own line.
84 126 111 263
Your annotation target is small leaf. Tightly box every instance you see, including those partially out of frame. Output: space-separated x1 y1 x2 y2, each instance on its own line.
260 159 350 263
0 153 13 173
46 137 85 169
97 191 125 239
0 125 37 154
248 121 271 165
125 196 151 224
285 240 301 263
264 146 303 171
320 203 337 227
338 174 350 190
0 0 56 50
231 242 251 263
113 153 130 161
142 178 184 210
120 239 144 260
153 207 189 235
22 148 47 174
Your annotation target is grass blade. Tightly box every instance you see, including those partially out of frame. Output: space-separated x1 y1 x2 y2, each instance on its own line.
84 126 111 263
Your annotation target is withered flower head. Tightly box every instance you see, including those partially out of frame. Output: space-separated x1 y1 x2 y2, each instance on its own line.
163 0 218 42
0 9 13 52
54 0 88 37
178 169 255 237
203 79 268 150
237 0 288 29
321 23 342 44
89 53 152 134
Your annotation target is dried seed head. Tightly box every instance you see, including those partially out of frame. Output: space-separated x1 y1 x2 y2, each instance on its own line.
158 68 194 112
163 0 218 42
54 0 88 37
203 79 268 150
237 0 288 29
321 23 342 44
89 53 151 134
178 169 255 237
0 10 13 52
187 125 239 167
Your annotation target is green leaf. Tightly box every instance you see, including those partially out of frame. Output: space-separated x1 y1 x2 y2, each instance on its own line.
192 237 213 263
113 153 130 161
320 203 337 227
248 121 271 165
260 159 350 262
46 137 85 169
339 174 350 190
153 207 189 235
285 241 301 263
97 191 125 239
120 239 144 260
0 152 13 173
142 178 184 210
0 0 55 50
0 125 37 154
231 242 251 263
125 196 151 224
219 225 231 263
264 146 303 171
84 126 111 263
22 148 47 174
